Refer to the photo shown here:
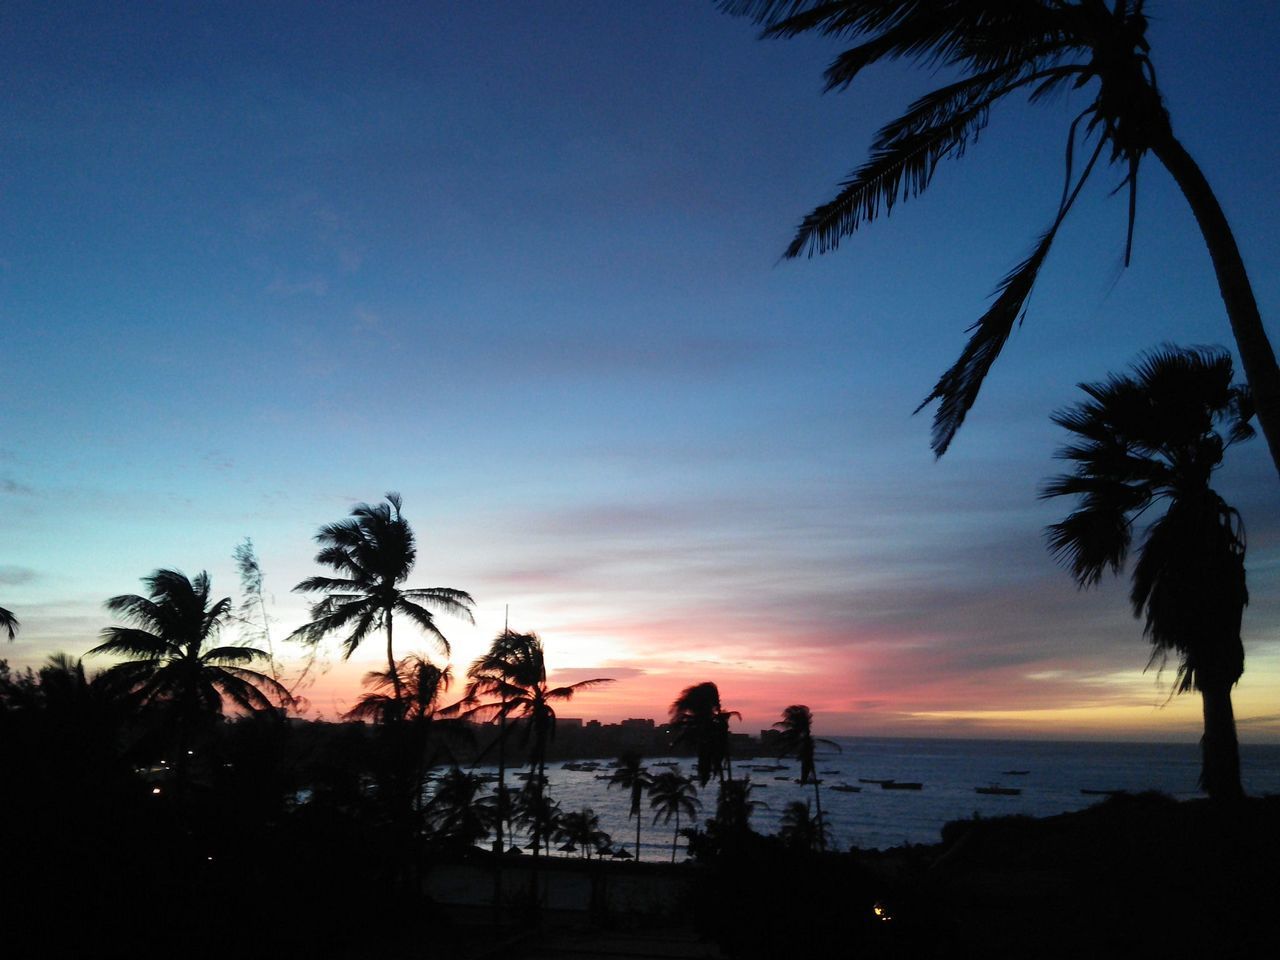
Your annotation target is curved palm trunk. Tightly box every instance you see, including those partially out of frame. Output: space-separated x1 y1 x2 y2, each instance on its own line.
1200 682 1244 801
1152 129 1280 483
671 810 679 864
634 803 642 862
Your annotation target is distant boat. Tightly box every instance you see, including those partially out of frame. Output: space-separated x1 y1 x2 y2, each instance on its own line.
1001 770 1030 776
820 769 839 775
858 778 895 785
881 781 923 791
773 775 791 781
975 785 1021 796
654 761 679 768
830 783 861 793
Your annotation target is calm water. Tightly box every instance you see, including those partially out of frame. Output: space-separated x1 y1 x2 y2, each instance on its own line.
459 737 1280 858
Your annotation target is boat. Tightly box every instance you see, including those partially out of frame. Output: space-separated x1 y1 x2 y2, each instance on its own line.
975 785 1021 796
820 769 839 775
1001 770 1030 776
858 778 895 785
773 775 791 781
654 761 679 768
881 781 923 791
830 783 861 793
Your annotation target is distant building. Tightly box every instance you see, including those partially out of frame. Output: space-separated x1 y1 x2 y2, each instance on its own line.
558 717 584 729
619 718 654 730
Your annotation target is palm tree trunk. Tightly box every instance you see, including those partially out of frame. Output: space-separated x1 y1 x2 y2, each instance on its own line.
635 809 641 862
1151 128 1280 482
671 811 679 864
1200 682 1244 801
385 615 403 705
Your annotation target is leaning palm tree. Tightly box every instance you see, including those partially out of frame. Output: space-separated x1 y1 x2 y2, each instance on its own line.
669 682 740 786
0 606 17 641
462 631 612 857
1043 346 1253 800
721 1 1280 476
649 769 700 863
773 705 840 850
89 569 290 784
291 492 474 706
777 800 831 854
607 753 654 861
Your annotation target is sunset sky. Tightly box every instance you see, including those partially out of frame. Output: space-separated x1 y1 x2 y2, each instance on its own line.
3 2 1278 741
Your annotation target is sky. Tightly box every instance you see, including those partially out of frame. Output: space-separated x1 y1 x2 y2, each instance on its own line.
2 1 1278 741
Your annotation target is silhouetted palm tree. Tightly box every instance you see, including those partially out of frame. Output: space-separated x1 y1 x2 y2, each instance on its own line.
715 777 764 843
425 767 497 851
555 807 611 859
0 606 17 641
777 800 831 853
89 569 289 786
723 1 1280 475
649 769 700 863
773 705 839 850
670 682 740 786
463 631 612 857
1043 346 1253 800
608 753 654 861
291 492 474 706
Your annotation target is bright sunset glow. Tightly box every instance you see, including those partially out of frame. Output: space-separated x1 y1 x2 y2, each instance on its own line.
2 1 1278 744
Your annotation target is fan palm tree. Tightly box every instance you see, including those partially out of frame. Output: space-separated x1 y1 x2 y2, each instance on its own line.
607 753 654 861
554 807 612 859
290 492 474 706
425 767 498 851
89 570 290 785
649 768 701 863
722 1 1280 476
1043 345 1253 800
461 631 612 857
0 606 17 641
670 682 740 787
773 705 840 850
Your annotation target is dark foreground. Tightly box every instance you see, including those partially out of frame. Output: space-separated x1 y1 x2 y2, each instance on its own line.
6 791 1277 959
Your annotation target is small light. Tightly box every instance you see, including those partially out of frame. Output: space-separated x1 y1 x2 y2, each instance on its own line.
873 902 892 922
187 750 194 756
152 787 162 795
206 856 214 862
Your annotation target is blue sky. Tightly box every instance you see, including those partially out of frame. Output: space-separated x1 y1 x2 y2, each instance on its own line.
2 1 1278 738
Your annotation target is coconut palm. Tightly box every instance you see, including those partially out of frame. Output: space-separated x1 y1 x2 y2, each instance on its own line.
607 753 654 861
0 606 17 641
649 769 700 863
89 570 290 784
773 705 840 850
425 767 498 851
1043 346 1253 800
462 631 612 857
722 1 1280 475
290 492 474 706
777 800 831 854
669 682 740 786
554 807 611 859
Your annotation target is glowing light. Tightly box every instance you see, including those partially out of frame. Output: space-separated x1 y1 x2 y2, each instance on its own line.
151 787 161 795
873 901 892 922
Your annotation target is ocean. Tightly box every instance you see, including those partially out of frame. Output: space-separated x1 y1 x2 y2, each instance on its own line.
463 737 1280 858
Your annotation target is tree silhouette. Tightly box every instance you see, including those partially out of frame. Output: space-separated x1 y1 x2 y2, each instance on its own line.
89 569 289 789
425 767 497 852
0 606 17 641
777 799 831 853
291 492 473 706
649 768 700 863
607 753 654 861
722 1 1280 476
1043 346 1253 799
670 682 740 786
554 807 611 859
773 705 839 850
460 631 612 857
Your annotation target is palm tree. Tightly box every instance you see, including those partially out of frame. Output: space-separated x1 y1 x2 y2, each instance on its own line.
773 705 840 850
649 768 700 863
554 807 611 859
669 682 740 786
89 569 290 785
290 492 474 706
462 631 612 857
425 767 498 851
722 1 1280 476
607 753 654 861
1043 346 1253 800
777 800 831 853
0 606 17 641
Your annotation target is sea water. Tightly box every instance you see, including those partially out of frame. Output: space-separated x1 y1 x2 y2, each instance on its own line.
460 737 1280 859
